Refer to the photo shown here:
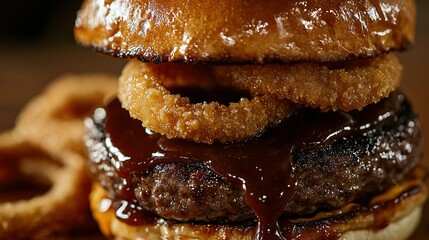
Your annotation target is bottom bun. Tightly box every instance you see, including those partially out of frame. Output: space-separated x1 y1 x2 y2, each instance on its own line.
90 167 427 240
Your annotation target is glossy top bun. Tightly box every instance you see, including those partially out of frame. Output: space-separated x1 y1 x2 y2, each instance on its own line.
74 0 415 63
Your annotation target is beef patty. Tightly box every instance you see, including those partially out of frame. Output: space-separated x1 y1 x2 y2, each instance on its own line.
85 92 422 222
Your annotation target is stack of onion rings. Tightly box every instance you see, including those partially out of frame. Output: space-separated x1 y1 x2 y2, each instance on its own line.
119 53 401 143
0 74 122 238
0 132 90 238
16 74 117 153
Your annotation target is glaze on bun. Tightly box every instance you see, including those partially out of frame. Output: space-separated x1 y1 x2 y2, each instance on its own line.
75 0 416 63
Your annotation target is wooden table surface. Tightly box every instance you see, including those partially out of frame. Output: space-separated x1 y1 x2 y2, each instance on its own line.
0 1 428 239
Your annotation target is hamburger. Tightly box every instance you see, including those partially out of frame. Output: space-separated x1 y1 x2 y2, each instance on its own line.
74 0 427 239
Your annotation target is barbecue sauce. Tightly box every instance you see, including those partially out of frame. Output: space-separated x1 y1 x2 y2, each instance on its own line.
100 91 401 240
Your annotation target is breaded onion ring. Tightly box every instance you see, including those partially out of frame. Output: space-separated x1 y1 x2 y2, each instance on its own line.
75 0 415 63
216 53 402 111
119 60 293 144
0 132 91 238
16 74 117 153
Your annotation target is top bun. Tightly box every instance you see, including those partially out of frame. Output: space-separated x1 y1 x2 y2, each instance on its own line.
74 0 415 63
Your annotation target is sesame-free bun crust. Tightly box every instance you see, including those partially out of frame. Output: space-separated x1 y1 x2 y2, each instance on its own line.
89 167 427 240
74 0 415 63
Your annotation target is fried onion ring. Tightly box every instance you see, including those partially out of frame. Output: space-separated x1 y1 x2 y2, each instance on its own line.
0 132 91 238
215 53 402 111
15 74 117 153
118 60 293 144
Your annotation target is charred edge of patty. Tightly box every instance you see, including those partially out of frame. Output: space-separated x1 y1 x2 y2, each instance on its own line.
86 93 422 222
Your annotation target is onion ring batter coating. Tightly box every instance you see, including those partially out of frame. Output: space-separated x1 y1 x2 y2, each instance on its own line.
0 132 91 238
118 60 293 144
216 53 402 111
75 0 415 63
16 74 117 153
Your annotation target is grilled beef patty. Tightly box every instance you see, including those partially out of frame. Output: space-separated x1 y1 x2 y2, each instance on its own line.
86 92 421 222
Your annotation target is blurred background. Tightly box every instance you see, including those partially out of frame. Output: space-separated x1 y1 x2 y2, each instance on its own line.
0 0 428 239
0 1 126 130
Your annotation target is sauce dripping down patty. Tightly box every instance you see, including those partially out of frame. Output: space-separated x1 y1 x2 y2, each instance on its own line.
100 90 401 240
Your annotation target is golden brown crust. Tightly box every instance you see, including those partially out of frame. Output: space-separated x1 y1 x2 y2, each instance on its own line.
118 60 293 144
15 74 117 154
90 167 427 240
0 132 91 238
216 53 402 111
74 0 415 63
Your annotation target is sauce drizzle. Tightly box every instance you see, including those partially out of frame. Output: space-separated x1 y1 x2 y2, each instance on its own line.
101 91 401 240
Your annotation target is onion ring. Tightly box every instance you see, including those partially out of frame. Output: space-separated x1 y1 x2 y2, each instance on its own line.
0 132 91 238
215 53 401 111
118 60 293 144
15 74 117 153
